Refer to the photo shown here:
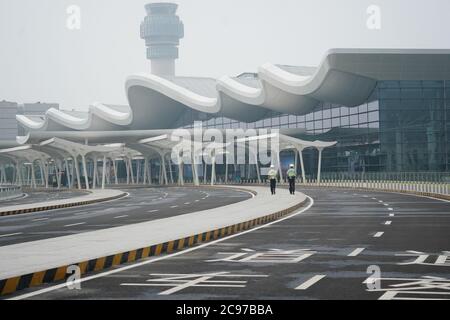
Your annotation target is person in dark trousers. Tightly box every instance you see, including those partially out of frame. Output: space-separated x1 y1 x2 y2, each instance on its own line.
268 165 278 195
287 164 297 195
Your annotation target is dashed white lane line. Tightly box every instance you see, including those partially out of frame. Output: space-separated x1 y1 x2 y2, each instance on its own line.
148 210 159 213
195 200 200 202
384 221 392 225
372 198 377 200
389 214 395 217
374 232 384 238
64 222 86 228
388 208 394 211
184 202 191 205
348 248 365 257
0 232 23 238
32 218 49 222
170 206 178 209
295 275 326 290
383 203 389 206
114 215 129 219
378 200 384 203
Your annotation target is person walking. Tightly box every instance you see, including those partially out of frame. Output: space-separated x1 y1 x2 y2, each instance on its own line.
287 164 297 195
268 165 278 195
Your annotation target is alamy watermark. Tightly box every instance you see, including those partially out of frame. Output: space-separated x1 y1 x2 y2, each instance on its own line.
366 5 382 30
169 122 280 166
66 5 81 31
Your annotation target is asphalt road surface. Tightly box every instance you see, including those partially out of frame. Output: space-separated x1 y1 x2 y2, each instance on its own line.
0 187 251 247
9 187 450 301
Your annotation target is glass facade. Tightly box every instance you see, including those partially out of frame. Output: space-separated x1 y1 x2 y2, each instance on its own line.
180 80 450 176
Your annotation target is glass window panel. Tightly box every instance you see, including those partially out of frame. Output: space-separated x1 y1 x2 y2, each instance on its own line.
368 111 379 122
341 117 349 126
359 113 368 123
401 88 422 99
323 108 331 119
332 118 340 127
368 101 379 112
332 107 340 117
272 117 280 126
349 115 359 125
358 104 368 113
340 107 349 116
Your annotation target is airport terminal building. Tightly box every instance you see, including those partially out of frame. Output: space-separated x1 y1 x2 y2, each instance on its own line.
1 3 449 187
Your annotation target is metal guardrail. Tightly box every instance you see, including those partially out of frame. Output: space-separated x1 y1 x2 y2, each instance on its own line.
0 185 23 201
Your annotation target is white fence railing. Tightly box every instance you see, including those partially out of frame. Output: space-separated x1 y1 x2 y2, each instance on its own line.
0 185 23 201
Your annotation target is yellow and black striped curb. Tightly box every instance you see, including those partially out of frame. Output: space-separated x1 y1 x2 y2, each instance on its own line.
0 197 308 297
0 193 127 217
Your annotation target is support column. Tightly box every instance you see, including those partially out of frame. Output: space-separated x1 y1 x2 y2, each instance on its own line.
298 148 306 184
143 157 148 185
317 148 323 185
92 157 98 189
81 154 90 190
73 156 82 190
113 160 119 185
211 155 216 186
128 157 135 185
101 155 107 189
277 152 284 182
255 153 261 184
161 153 168 185
31 163 37 188
65 159 71 188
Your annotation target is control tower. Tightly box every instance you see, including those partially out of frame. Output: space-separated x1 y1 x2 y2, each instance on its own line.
140 2 184 76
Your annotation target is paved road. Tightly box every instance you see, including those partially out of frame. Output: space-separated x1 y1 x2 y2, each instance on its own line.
9 187 450 301
0 190 87 206
0 187 251 247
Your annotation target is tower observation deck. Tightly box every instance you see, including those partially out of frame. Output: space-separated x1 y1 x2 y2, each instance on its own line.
140 2 184 76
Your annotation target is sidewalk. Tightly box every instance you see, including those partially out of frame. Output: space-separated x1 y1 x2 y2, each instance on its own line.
0 186 307 289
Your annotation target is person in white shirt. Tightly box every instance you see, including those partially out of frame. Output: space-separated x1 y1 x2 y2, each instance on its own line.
267 165 278 195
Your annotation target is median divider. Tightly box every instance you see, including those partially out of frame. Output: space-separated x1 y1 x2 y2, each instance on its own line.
0 189 127 217
0 187 308 297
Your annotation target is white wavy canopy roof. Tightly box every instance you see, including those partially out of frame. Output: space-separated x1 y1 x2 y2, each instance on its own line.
17 49 450 135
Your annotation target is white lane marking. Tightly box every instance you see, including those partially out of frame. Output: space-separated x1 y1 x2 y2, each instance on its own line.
170 206 178 209
374 232 384 238
295 275 326 290
384 221 392 225
64 222 85 227
148 210 159 213
114 215 129 219
372 198 377 200
195 200 200 202
389 214 395 217
0 232 23 238
10 196 315 300
383 203 389 206
388 208 394 211
32 218 49 222
378 200 384 203
348 248 365 257
184 202 191 205
74 212 89 216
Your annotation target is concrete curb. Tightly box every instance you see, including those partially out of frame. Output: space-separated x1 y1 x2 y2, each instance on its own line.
0 194 308 297
0 191 127 217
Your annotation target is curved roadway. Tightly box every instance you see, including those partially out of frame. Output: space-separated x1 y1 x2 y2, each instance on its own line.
8 186 449 301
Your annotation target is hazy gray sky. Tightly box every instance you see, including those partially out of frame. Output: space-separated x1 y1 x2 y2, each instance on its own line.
1 0 449 111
